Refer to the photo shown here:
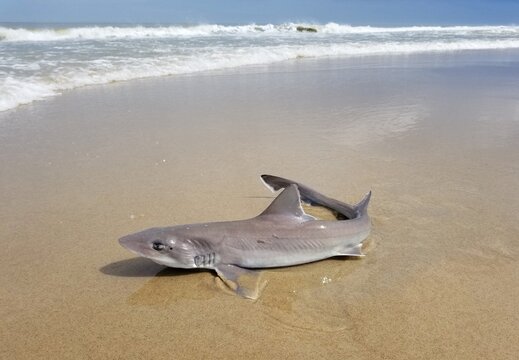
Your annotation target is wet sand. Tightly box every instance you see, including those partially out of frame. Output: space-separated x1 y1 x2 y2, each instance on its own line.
1 51 518 359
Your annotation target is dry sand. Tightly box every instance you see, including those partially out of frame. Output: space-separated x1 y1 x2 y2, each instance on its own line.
1 51 518 359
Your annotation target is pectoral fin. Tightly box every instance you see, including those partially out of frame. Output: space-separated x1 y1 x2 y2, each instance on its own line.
215 264 266 300
335 243 365 257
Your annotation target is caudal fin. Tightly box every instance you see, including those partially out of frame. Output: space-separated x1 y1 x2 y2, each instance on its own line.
355 191 372 216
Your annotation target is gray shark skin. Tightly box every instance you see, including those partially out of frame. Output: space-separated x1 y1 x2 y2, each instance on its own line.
119 175 372 299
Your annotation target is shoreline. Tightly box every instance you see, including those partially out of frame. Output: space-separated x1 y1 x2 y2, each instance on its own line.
2 47 519 115
1 51 518 359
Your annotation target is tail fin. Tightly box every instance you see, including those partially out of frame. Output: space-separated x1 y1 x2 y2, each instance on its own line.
355 191 372 216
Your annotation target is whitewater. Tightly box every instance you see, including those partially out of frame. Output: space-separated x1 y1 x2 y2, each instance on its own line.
1 22 519 112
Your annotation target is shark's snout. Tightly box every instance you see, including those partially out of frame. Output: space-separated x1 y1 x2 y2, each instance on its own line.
118 228 197 269
118 233 149 257
118 234 132 249
118 227 173 259
118 234 137 252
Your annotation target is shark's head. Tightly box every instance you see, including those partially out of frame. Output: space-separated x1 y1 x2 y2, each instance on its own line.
118 227 199 268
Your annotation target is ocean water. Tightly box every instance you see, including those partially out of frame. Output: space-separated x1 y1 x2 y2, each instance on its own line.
1 22 519 112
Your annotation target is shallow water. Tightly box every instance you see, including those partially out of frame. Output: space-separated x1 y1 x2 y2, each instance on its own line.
1 51 518 359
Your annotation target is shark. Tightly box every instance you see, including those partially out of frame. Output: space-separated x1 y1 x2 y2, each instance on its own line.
119 175 372 299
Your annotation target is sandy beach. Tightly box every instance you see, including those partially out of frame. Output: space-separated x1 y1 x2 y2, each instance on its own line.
1 51 518 359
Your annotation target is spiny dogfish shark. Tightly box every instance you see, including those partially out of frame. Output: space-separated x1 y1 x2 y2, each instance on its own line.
119 175 371 299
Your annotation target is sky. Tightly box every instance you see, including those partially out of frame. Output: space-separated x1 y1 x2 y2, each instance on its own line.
1 0 519 25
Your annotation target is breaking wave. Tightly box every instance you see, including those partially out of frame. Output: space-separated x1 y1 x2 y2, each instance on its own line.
1 23 518 42
1 23 519 112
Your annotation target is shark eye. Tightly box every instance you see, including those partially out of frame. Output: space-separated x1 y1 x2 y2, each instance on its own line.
152 241 165 251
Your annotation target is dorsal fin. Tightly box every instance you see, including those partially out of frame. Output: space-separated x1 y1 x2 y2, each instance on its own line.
258 184 315 221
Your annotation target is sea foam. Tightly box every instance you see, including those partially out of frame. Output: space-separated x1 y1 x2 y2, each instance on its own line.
1 23 519 112
1 23 518 42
